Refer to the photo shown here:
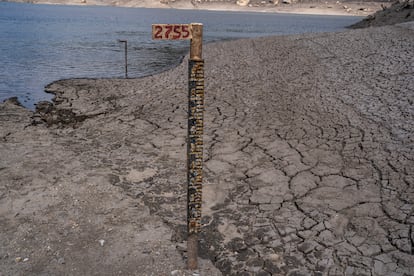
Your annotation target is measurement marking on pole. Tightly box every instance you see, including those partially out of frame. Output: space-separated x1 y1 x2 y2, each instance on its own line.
152 24 192 40
187 59 204 235
152 22 203 270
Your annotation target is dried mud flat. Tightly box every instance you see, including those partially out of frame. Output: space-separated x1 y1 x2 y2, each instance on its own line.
1 22 414 275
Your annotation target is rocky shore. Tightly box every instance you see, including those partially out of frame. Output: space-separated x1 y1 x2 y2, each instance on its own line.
1 10 414 276
350 0 414 27
5 0 390 16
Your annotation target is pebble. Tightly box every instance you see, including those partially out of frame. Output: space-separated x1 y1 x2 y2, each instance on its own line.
98 239 105 246
267 253 281 262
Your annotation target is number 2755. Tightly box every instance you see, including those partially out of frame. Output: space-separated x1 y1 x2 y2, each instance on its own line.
152 24 192 40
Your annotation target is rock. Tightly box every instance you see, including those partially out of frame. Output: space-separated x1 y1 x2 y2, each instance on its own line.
125 168 157 183
3 97 23 107
170 270 181 276
35 101 54 114
236 0 249 7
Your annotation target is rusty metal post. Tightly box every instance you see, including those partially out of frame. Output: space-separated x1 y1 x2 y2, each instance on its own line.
118 39 128 78
187 23 203 271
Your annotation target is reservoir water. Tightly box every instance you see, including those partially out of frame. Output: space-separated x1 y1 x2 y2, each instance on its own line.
0 2 362 108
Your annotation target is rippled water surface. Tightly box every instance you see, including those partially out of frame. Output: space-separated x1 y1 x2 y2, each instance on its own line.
0 2 362 108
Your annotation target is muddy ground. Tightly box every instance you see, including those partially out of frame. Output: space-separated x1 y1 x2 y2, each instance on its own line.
350 0 414 28
1 18 414 276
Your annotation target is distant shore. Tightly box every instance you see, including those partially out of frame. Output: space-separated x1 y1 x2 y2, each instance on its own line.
5 0 388 16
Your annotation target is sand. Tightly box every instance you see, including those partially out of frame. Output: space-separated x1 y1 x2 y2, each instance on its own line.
1 9 414 276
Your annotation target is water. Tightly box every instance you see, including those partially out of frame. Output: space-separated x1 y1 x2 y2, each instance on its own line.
0 2 362 109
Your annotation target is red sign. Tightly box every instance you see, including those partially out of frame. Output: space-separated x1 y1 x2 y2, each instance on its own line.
152 24 192 40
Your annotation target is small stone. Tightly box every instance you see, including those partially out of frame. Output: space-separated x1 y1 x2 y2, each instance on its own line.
267 253 281 262
98 239 105 246
58 257 65 264
23 258 29 262
15 257 22 263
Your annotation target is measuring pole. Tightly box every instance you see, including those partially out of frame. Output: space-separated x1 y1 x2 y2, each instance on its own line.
187 23 203 270
152 23 204 270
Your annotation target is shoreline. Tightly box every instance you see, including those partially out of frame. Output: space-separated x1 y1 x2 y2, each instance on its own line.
5 0 387 16
1 0 370 110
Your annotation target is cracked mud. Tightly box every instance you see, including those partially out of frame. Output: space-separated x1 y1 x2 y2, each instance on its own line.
1 23 413 275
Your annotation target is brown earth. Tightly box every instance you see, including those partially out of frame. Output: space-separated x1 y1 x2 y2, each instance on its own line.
1 4 414 276
350 0 414 28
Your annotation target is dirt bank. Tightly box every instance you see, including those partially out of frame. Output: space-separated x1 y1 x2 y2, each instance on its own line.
350 0 414 28
1 21 414 276
6 0 389 16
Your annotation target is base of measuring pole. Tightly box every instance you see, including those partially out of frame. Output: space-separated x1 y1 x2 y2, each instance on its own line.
187 233 198 270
